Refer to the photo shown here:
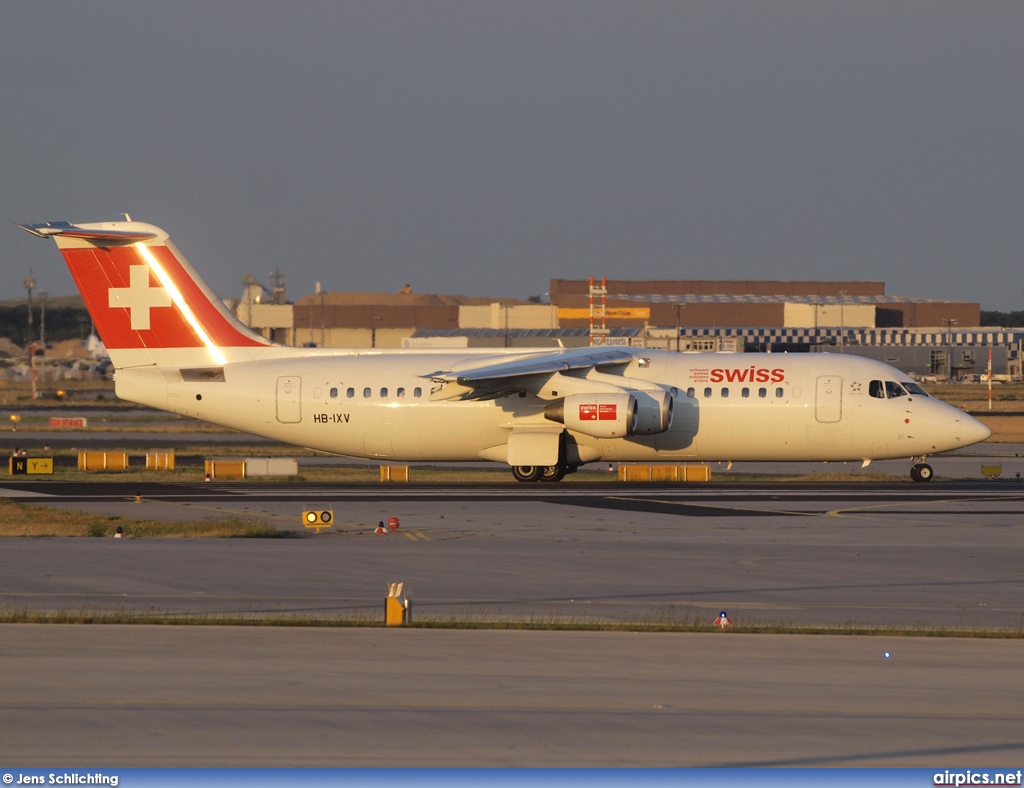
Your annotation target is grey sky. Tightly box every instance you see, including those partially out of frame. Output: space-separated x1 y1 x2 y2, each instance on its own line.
2 2 1022 311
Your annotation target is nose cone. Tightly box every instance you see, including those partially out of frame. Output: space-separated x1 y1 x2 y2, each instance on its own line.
961 413 992 447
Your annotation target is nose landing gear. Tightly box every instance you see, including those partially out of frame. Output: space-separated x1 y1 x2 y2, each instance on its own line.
910 460 934 482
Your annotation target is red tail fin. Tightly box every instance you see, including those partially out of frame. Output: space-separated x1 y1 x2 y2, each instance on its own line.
20 221 268 366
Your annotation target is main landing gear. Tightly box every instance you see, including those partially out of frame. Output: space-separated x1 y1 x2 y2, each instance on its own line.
910 460 934 483
512 465 572 483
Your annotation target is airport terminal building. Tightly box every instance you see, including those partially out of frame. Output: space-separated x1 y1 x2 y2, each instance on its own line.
234 278 1021 380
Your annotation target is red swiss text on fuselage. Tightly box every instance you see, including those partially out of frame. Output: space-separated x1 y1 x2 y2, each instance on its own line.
708 367 786 384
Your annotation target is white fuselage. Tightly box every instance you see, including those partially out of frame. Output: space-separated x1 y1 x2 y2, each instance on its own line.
113 347 986 465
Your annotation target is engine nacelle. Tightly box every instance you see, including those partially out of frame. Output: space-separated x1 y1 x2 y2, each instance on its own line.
632 389 674 435
544 393 637 438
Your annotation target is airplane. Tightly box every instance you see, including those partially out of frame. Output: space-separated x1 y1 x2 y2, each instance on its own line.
19 219 992 483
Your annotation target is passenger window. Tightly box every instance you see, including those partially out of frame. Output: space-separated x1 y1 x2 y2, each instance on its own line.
704 387 712 398
869 380 885 399
397 387 406 398
363 387 371 398
329 387 338 399
741 387 750 398
347 388 355 398
721 387 729 398
414 387 422 398
885 381 907 399
686 387 695 398
758 387 767 398
775 387 784 398
380 387 388 398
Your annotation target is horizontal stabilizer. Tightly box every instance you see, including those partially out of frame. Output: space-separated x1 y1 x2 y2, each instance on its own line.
18 221 157 242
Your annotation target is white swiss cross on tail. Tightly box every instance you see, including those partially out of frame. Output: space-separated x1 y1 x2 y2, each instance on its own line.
108 264 173 330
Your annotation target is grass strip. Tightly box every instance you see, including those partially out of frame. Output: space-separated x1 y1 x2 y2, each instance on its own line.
0 607 1020 637
0 497 279 538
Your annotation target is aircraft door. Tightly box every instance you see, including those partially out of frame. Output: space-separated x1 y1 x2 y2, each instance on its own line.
276 376 302 423
815 375 842 423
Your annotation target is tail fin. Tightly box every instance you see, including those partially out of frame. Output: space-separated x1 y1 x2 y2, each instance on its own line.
19 221 270 368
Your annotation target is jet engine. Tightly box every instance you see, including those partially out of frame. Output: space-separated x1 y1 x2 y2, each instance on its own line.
632 389 674 435
544 393 637 438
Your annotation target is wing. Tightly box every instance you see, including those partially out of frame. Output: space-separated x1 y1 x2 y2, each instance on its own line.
425 347 636 401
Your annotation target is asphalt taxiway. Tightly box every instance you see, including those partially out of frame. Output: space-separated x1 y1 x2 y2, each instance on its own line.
2 479 1023 628
2 626 1022 767
2 473 1023 766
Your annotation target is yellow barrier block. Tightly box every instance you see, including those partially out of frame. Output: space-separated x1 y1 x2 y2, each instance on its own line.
78 451 101 470
618 464 711 482
981 465 1002 478
204 459 246 479
146 451 175 470
619 464 649 482
380 465 410 482
684 465 712 482
105 452 128 471
651 465 679 482
77 451 129 471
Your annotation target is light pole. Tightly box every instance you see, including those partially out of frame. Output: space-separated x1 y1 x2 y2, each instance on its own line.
315 281 326 348
23 271 36 399
944 318 958 380
23 270 35 345
812 301 820 352
240 274 257 328
39 291 47 348
838 290 847 354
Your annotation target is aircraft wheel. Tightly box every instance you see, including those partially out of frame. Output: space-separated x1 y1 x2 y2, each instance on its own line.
512 466 543 483
911 463 934 482
539 465 566 483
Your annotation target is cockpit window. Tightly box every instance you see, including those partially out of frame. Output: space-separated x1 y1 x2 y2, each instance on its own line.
869 380 885 399
885 381 908 399
903 381 929 397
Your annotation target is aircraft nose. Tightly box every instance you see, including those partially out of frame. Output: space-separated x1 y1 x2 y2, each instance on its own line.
961 413 992 447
